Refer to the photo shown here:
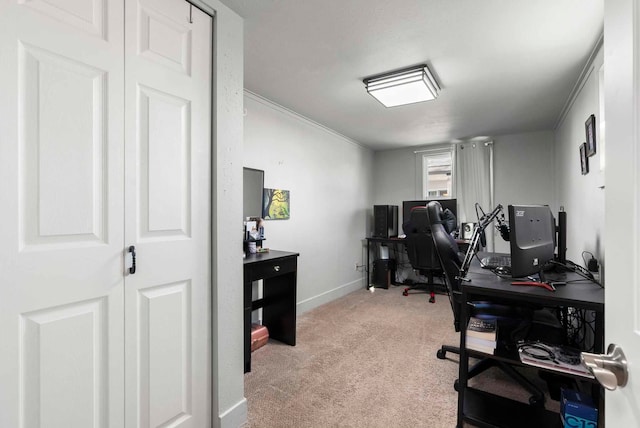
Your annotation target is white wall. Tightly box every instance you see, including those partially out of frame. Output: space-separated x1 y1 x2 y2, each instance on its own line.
203 2 246 427
553 43 605 271
243 92 375 313
373 133 556 253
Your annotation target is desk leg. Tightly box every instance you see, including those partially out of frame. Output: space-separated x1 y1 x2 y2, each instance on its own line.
366 240 371 289
594 311 604 354
262 272 297 346
457 291 470 427
594 310 605 427
244 277 252 373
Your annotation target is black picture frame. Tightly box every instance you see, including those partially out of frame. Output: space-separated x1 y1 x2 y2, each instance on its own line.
585 114 596 157
580 143 589 175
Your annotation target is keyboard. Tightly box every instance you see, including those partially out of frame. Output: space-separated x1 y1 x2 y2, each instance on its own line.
481 255 511 269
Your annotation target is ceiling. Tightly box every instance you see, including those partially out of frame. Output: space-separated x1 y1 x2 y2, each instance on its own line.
219 0 604 151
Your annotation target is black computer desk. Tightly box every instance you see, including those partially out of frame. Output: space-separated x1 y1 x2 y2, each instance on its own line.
365 236 470 288
457 252 605 428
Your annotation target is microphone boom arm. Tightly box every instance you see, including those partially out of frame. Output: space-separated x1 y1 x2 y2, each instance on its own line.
458 204 504 280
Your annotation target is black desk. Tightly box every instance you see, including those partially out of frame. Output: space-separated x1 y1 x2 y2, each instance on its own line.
457 253 605 428
365 236 470 288
243 250 299 373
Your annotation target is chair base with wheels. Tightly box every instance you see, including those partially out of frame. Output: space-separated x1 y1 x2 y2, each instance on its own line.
402 283 435 302
401 270 442 302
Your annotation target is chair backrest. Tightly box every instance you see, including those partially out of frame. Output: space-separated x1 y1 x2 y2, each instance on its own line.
404 206 440 272
426 201 464 331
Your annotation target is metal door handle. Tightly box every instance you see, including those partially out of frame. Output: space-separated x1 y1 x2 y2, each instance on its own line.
273 265 280 272
128 245 136 274
581 344 628 390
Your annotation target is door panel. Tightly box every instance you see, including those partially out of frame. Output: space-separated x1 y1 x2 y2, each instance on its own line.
0 1 125 427
139 281 192 428
124 1 211 427
139 5 192 75
20 44 107 246
18 0 107 38
22 298 108 427
138 85 191 238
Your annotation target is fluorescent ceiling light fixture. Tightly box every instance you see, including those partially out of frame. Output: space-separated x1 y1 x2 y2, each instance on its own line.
364 64 440 108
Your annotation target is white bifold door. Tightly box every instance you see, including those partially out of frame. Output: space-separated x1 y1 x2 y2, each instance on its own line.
0 1 212 427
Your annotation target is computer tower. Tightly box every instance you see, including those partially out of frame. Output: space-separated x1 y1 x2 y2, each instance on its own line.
373 205 398 238
372 259 396 289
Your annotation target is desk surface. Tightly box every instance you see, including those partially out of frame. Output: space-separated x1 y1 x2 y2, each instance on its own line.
244 250 299 264
366 236 470 245
466 252 604 311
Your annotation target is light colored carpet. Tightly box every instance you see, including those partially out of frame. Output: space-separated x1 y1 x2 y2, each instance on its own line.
243 286 558 427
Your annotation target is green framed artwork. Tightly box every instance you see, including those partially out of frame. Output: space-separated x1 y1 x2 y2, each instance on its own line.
263 188 290 220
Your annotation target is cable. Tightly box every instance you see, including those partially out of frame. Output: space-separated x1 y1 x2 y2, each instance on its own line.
548 259 602 287
564 307 597 352
581 251 594 267
518 342 560 364
474 252 487 268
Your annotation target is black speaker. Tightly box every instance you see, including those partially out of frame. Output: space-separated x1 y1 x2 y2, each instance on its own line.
373 205 398 238
557 210 567 264
462 222 476 240
372 259 396 289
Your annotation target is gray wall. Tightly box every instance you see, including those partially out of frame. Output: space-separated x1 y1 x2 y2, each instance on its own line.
553 44 605 271
373 134 556 253
492 131 555 253
243 92 375 313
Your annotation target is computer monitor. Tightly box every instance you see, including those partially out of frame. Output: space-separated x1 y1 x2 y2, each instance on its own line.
402 199 457 226
243 167 264 219
508 204 556 278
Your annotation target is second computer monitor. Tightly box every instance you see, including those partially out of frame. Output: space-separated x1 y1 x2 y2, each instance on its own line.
508 204 556 278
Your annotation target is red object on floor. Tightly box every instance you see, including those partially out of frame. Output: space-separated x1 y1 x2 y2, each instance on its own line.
251 323 269 352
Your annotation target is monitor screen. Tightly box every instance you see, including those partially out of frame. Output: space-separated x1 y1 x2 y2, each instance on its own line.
243 167 264 219
403 199 457 226
508 204 556 278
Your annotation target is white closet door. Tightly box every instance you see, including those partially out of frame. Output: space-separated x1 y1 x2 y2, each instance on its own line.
123 1 212 427
0 1 125 427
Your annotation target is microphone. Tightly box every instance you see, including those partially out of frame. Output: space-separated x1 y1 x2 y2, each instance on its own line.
498 224 510 241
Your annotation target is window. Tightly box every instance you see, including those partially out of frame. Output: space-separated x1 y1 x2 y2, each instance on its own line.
421 150 454 199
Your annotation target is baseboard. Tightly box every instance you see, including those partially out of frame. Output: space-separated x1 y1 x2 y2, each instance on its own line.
218 397 247 428
297 278 364 315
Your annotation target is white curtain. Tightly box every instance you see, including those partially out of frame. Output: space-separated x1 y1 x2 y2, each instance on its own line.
455 141 495 250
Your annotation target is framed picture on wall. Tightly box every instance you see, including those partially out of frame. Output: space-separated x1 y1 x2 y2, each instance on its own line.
580 143 589 175
262 188 290 220
585 114 596 157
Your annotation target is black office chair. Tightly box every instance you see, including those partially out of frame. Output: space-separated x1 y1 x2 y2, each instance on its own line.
403 206 445 303
426 201 564 406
